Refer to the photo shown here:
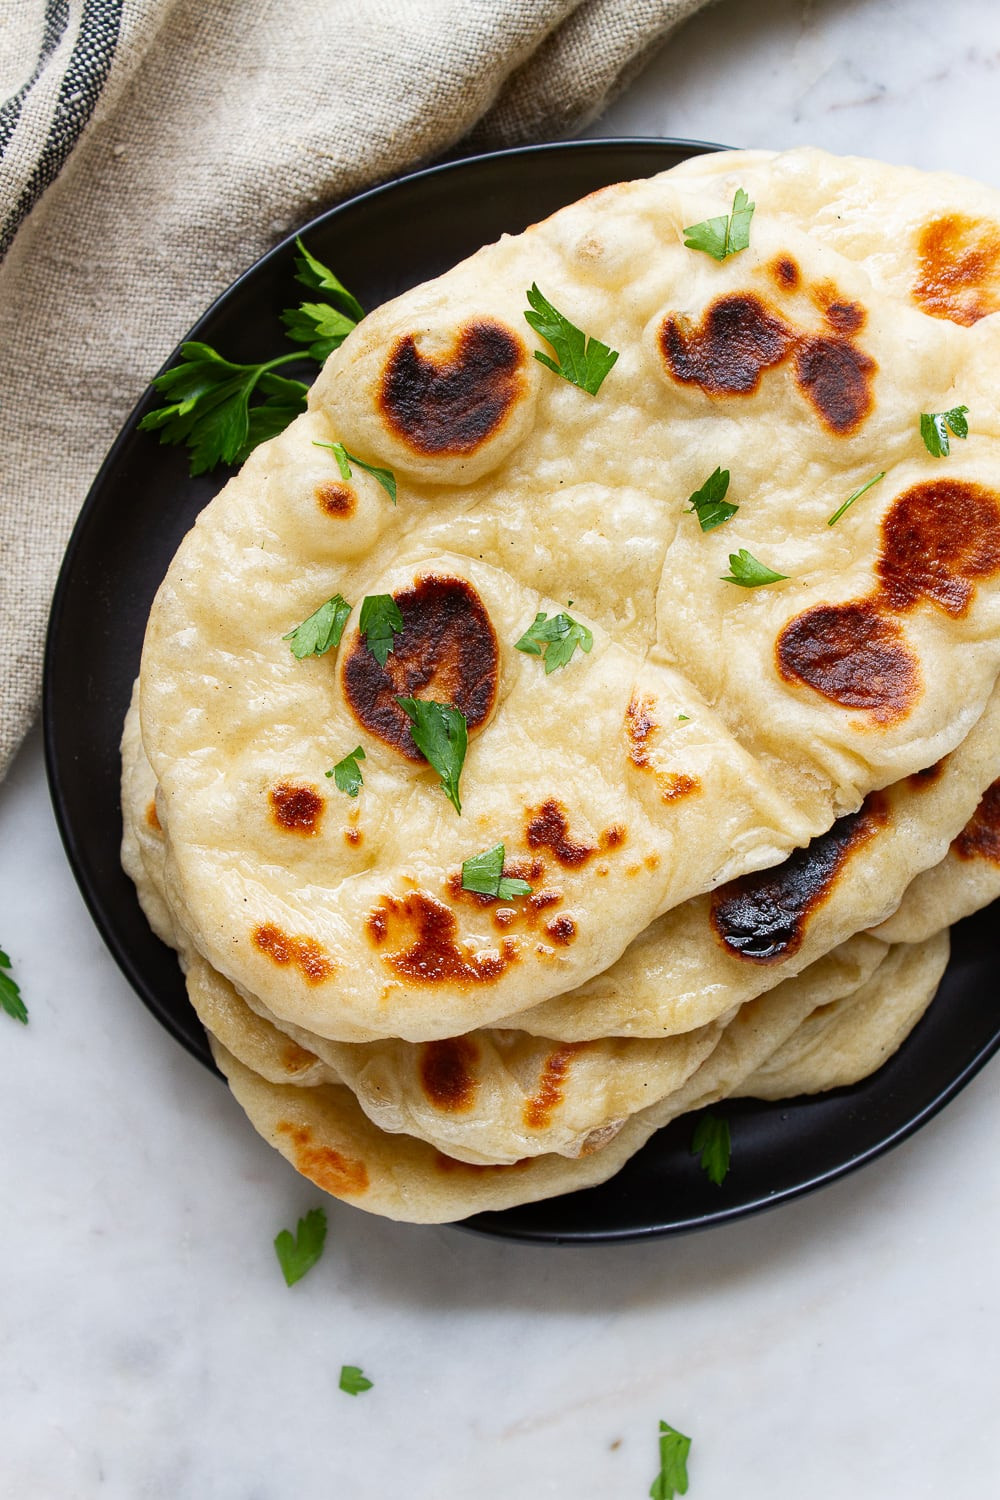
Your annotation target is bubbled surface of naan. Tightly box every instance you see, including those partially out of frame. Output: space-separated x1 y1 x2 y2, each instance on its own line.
139 151 1000 1046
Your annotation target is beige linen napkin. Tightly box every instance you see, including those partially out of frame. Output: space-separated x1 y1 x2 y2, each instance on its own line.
0 0 710 781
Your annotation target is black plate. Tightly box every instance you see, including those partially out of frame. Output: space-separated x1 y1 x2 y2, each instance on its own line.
44 139 1000 1244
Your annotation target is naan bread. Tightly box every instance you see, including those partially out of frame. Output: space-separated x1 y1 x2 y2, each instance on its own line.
871 779 1000 943
138 151 1000 1046
738 932 949 1100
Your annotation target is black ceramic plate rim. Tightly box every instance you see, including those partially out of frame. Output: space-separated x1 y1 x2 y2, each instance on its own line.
43 137 1000 1245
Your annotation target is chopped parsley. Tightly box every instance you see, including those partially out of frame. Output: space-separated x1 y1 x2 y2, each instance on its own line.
397 698 468 814
284 594 352 658
649 1420 692 1499
683 187 754 261
359 594 404 667
686 467 738 531
691 1111 730 1185
461 843 533 899
515 609 594 673
523 284 619 395
281 237 364 360
827 471 886 527
0 947 27 1024
274 1207 327 1286
721 549 788 588
339 1365 374 1396
920 405 969 458
313 440 397 504
327 745 366 797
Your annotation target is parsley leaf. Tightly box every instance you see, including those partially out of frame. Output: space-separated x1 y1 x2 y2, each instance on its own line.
920 405 969 458
683 187 755 261
339 1365 374 1396
524 284 619 395
721 549 788 588
0 947 27 1024
691 1111 730 1185
284 594 352 658
274 1207 327 1286
515 610 594 673
292 237 365 323
649 1421 692 1500
139 342 309 476
313 440 397 504
397 698 468 814
359 594 404 667
686 466 738 531
282 301 358 363
327 745 366 797
827 470 886 527
461 843 533 899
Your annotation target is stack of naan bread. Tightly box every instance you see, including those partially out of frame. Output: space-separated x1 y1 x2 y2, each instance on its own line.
122 148 1000 1223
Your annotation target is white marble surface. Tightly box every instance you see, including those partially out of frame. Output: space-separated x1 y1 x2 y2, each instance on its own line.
4 1 1000 1494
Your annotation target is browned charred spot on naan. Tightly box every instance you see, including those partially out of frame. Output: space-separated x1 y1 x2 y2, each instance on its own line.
811 281 867 336
908 757 948 790
419 1036 480 1112
523 1044 585 1130
281 1040 320 1074
776 601 921 725
315 480 356 517
710 793 890 962
913 214 1000 326
379 320 527 455
269 782 324 835
342 574 499 760
660 290 875 433
794 336 876 434
625 691 657 767
953 779 1000 864
344 827 362 847
545 915 577 946
526 800 596 868
660 293 793 395
146 799 162 832
600 826 626 851
252 923 335 983
877 480 1000 617
658 771 700 802
276 1121 369 1196
369 892 519 984
771 255 801 290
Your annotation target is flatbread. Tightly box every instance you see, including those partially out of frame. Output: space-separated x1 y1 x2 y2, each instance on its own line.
137 152 1000 1046
871 779 1000 943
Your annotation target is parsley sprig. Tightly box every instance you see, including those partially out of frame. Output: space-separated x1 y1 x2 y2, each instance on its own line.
328 746 366 797
683 187 754 261
721 550 788 588
313 440 397 505
339 1365 374 1396
284 594 352 659
141 240 363 475
274 1207 327 1286
686 467 738 531
398 698 468 814
515 609 593 673
524 284 619 395
691 1111 730 1185
920 405 969 458
650 1420 692 1499
461 843 533 899
0 947 27 1024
